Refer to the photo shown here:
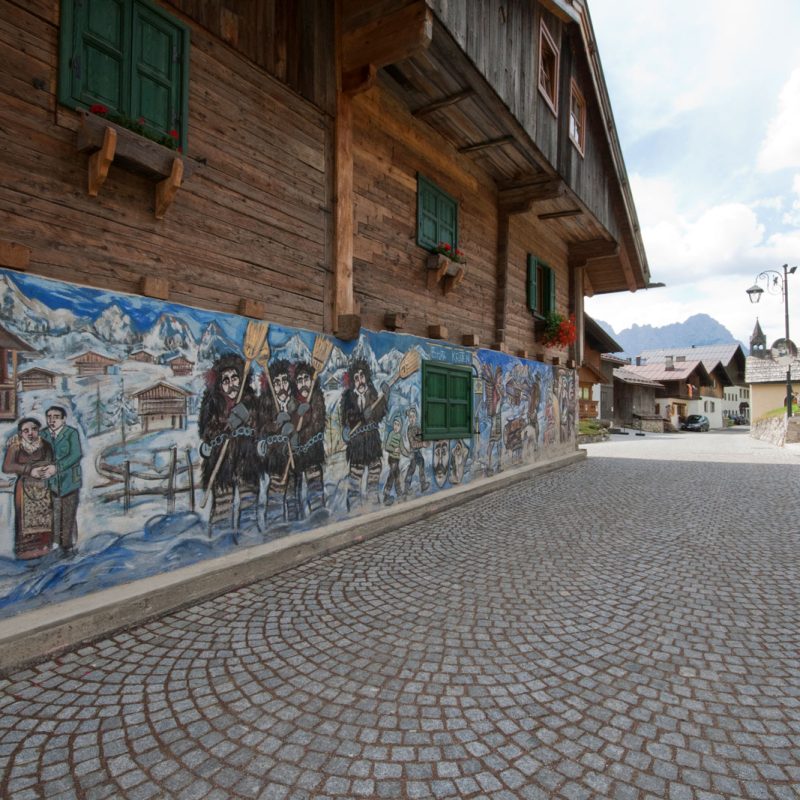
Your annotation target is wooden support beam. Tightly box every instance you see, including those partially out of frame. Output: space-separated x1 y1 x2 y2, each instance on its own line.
619 244 638 293
538 208 583 220
583 270 595 297
491 342 509 353
336 314 361 341
0 240 30 271
384 311 406 331
342 1 432 73
498 178 566 214
428 324 448 340
495 210 510 346
239 299 267 319
443 266 465 294
517 349 529 359
551 356 561 366
413 89 475 118
140 276 169 301
568 238 618 267
154 158 183 219
462 334 480 347
342 64 377 95
87 126 116 197
458 135 515 154
566 358 578 369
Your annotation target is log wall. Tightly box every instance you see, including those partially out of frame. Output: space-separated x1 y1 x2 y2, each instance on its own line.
0 0 331 333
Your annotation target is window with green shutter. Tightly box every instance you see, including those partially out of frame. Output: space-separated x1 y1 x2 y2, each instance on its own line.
59 0 189 150
417 174 459 251
421 361 473 439
526 255 556 317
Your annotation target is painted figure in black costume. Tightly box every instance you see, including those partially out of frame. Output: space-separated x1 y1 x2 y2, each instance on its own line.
292 360 327 519
340 357 388 509
198 354 259 529
257 359 298 526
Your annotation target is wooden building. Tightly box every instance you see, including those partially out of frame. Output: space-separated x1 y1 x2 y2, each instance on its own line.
18 367 59 392
612 367 663 431
0 325 36 420
580 315 621 419
70 351 118 377
0 0 650 366
130 350 157 364
133 382 189 432
167 356 194 376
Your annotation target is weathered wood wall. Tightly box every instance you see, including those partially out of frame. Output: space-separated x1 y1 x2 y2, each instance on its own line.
429 0 621 241
351 81 499 343
1 0 331 332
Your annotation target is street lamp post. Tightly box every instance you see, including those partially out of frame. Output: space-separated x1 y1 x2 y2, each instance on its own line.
746 264 798 417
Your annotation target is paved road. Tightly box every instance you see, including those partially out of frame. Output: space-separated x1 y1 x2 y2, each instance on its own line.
2 428 799 799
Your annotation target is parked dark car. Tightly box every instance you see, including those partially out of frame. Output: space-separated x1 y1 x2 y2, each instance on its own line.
681 414 710 432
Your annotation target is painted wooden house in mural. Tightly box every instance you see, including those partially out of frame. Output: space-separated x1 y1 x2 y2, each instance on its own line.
167 355 194 376
17 367 59 392
0 324 36 421
0 0 656 630
133 382 189 432
71 351 119 377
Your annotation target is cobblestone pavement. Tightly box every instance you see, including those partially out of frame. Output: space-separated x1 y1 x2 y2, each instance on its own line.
2 428 800 799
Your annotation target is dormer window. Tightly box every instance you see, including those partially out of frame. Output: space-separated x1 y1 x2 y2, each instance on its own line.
569 79 586 154
538 20 559 115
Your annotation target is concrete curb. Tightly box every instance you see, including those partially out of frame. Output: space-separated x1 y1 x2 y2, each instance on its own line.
0 449 586 674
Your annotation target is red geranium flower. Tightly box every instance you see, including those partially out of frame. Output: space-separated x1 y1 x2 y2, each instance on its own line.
169 129 179 139
89 104 108 115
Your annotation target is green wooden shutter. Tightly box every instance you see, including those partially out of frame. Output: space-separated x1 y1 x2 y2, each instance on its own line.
423 365 449 435
527 255 538 312
60 0 128 111
547 266 556 314
438 194 457 250
418 176 439 249
130 0 188 147
447 370 471 434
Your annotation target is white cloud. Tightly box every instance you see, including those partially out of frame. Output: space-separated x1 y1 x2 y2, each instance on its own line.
757 68 800 172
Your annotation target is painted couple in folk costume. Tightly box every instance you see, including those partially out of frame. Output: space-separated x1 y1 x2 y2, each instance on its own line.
3 406 83 559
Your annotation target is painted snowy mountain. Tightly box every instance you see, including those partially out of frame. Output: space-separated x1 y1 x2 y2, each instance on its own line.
142 313 197 356
93 303 138 344
0 273 77 336
197 321 241 364
271 333 311 364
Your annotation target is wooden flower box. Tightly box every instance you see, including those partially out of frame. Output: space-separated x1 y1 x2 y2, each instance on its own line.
76 112 198 218
426 252 466 295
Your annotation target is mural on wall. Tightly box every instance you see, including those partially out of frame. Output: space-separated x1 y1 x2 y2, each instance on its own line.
0 269 576 617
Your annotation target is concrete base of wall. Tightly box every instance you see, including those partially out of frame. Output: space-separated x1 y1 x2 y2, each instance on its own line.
0 449 586 674
751 416 788 446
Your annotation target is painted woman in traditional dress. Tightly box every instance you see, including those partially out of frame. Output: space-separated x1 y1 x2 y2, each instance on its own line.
3 417 54 559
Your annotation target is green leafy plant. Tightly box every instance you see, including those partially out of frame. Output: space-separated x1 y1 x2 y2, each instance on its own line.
88 104 182 152
541 311 577 348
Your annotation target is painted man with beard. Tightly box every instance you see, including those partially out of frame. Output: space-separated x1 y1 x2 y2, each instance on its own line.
340 358 388 510
199 354 259 530
292 360 327 519
257 359 299 527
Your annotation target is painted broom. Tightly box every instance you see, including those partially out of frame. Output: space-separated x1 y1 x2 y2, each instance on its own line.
200 320 269 509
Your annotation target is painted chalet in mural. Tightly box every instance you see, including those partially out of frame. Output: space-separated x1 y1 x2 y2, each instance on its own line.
0 0 651 618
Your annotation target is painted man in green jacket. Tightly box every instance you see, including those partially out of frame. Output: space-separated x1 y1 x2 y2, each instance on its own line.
41 405 82 556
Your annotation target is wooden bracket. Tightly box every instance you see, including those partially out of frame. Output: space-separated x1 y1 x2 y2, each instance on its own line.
491 342 508 353
154 158 184 219
462 334 480 347
428 324 448 340
551 356 561 366
88 126 117 197
384 311 407 331
0 240 31 271
517 349 529 359
336 314 361 341
239 298 267 319
443 266 465 295
566 358 577 369
342 64 377 95
140 276 170 301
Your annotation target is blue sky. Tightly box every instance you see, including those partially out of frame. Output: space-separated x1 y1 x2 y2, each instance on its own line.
584 0 800 348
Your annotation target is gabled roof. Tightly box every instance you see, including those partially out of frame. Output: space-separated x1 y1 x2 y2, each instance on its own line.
0 323 36 352
621 359 711 385
745 356 800 384
601 353 628 366
584 314 623 355
612 367 663 388
636 344 746 384
133 381 190 398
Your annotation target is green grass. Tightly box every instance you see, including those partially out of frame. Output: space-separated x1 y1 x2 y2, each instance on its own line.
757 404 800 421
579 419 606 436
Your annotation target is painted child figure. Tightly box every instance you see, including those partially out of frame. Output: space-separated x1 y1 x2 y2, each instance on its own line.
402 405 429 495
383 414 409 505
